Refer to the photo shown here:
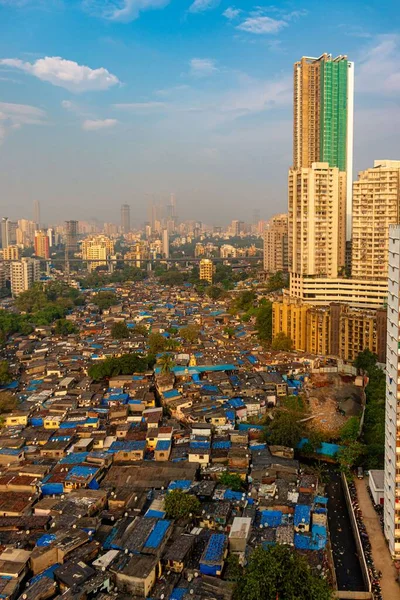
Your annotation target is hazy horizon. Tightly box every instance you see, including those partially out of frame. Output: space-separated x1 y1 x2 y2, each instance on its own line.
1 0 400 225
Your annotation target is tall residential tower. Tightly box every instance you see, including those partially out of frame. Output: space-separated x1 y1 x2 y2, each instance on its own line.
292 54 354 240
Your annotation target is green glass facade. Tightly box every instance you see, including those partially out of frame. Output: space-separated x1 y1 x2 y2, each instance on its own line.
319 58 348 172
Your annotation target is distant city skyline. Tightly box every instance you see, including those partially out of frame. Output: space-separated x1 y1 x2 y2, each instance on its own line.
1 1 400 223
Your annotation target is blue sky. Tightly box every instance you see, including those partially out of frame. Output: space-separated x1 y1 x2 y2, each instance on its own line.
0 0 399 226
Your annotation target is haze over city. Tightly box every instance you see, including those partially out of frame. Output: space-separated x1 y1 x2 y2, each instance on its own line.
1 0 400 224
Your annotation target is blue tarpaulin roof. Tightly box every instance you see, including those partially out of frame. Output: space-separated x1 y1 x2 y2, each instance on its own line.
168 480 192 491
260 510 282 527
294 504 311 526
201 534 227 564
144 519 170 549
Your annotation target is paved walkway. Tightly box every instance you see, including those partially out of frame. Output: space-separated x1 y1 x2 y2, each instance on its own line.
354 478 400 600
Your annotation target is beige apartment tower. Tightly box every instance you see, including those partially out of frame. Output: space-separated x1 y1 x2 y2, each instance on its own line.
288 162 346 278
199 259 214 284
263 214 288 273
352 160 400 281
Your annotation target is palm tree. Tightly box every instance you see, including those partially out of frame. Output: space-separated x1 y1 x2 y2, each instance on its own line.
158 353 176 374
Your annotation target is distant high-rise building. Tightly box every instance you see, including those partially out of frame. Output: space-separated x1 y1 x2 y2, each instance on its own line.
263 214 288 273
162 229 170 259
121 204 130 234
384 225 400 558
199 258 214 284
288 162 346 278
293 53 354 237
65 220 78 252
10 258 40 296
33 200 40 227
230 220 244 236
352 160 400 281
1 218 9 249
2 245 21 261
34 230 50 259
81 235 114 272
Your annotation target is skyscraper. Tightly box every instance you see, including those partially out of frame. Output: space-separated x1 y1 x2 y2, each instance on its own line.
384 225 400 558
293 54 354 237
33 200 40 228
34 230 50 259
65 220 78 252
162 229 169 259
352 160 400 281
121 204 130 234
1 218 9 249
263 214 288 274
288 162 346 278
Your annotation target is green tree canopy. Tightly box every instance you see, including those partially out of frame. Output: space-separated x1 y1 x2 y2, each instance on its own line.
54 319 78 336
219 471 244 491
164 490 200 519
235 545 332 600
337 441 366 478
180 325 200 343
88 353 154 381
354 349 378 372
255 301 272 344
264 271 289 293
266 410 303 448
148 332 167 355
92 292 119 311
0 361 12 385
111 322 130 339
271 332 293 351
158 353 176 374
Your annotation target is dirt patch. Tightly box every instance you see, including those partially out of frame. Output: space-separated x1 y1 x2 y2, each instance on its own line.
305 374 364 435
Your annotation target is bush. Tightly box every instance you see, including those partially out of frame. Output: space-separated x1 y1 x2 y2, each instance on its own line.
164 490 200 519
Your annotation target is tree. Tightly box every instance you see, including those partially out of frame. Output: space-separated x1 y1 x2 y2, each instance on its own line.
0 392 17 413
0 361 12 385
164 490 200 519
54 319 78 336
88 353 154 381
180 325 200 344
205 285 223 300
271 332 293 351
224 326 235 339
354 349 377 373
235 545 332 600
134 324 148 337
266 410 303 448
148 333 167 355
338 441 366 478
158 353 176 374
265 271 288 293
219 471 244 491
255 301 272 344
92 292 118 311
234 290 256 312
339 417 360 443
111 322 130 339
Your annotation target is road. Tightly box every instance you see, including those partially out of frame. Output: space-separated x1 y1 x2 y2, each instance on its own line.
327 469 365 591
354 478 400 600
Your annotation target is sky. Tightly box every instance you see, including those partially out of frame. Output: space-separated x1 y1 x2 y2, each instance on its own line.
0 0 400 226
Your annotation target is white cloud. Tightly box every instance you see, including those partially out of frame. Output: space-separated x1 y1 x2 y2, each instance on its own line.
0 101 46 144
189 58 218 77
223 6 240 20
222 75 292 114
0 56 120 93
189 0 219 14
82 118 118 131
236 16 287 34
83 0 170 22
357 34 400 94
113 101 166 110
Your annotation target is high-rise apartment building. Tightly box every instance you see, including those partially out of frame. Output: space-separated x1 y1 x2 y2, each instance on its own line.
33 200 40 227
81 235 114 272
288 162 346 278
10 258 40 296
2 246 21 261
121 204 130 234
293 54 354 238
199 259 214 284
1 218 9 249
34 230 50 259
352 160 400 281
263 214 288 273
65 221 78 253
162 229 169 259
384 225 400 558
